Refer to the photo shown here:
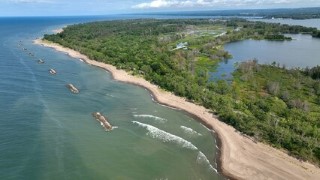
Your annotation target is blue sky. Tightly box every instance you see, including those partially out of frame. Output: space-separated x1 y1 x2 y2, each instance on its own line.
0 0 319 16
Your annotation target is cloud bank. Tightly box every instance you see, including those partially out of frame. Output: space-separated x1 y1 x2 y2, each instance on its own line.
132 0 308 9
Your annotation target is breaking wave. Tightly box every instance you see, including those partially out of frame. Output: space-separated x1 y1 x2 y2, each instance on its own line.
133 114 167 123
132 121 197 150
133 121 218 173
180 126 202 136
197 151 218 173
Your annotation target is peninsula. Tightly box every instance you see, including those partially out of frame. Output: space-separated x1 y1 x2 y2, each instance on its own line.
35 19 320 179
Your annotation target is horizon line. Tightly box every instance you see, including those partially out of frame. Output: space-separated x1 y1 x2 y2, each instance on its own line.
0 6 319 18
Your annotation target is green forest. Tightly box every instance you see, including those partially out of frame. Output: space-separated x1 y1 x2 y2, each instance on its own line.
44 19 320 165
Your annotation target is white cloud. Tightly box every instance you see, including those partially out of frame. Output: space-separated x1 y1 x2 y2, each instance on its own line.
132 0 311 9
133 0 177 9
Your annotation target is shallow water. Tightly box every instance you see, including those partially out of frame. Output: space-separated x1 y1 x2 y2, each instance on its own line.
0 17 222 179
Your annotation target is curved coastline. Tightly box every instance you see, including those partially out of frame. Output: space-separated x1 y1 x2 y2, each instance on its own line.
34 38 320 180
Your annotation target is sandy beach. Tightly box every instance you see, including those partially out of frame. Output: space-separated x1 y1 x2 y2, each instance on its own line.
34 38 320 180
52 28 64 34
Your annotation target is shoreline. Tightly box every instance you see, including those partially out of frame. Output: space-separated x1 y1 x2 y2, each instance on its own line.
34 38 320 180
52 28 63 34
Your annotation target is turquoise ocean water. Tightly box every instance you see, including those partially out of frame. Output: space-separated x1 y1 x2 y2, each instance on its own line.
0 17 222 179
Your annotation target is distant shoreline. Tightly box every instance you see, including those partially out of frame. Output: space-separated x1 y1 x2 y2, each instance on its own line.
34 35 320 180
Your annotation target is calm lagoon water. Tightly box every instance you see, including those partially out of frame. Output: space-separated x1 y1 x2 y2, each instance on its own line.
252 18 320 29
212 31 320 80
0 17 222 179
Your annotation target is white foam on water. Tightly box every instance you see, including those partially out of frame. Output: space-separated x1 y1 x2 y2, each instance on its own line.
133 114 167 123
215 145 219 150
132 121 198 150
201 124 215 133
197 151 218 173
106 93 115 98
159 103 179 110
180 126 202 136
